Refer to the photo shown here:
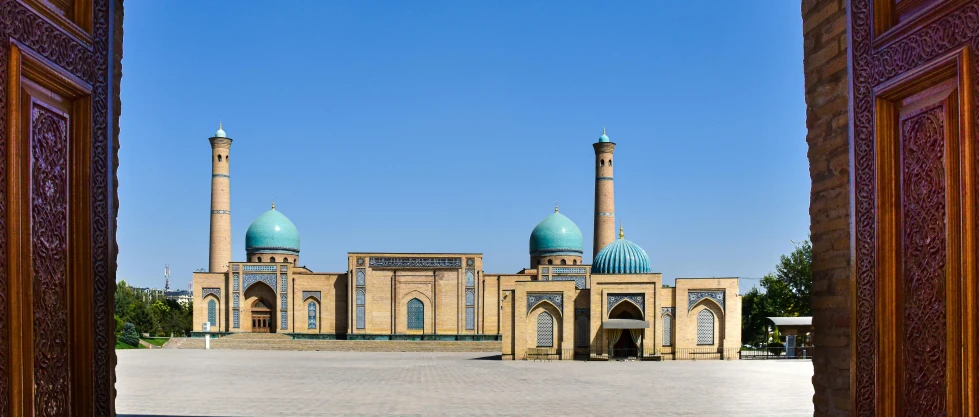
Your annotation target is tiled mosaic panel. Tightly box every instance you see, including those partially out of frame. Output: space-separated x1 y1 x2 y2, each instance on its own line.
466 307 475 330
537 312 554 347
407 299 424 330
697 309 714 345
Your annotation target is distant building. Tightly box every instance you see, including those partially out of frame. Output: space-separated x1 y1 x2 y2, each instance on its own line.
165 290 193 306
193 125 742 361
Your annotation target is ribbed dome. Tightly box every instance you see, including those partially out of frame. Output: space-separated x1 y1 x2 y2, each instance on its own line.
529 208 583 257
245 207 300 254
592 233 651 274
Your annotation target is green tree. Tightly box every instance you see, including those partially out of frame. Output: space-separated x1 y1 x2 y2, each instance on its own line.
119 322 139 347
741 238 813 345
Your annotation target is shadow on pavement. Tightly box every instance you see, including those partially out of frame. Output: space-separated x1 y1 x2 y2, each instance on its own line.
469 354 502 360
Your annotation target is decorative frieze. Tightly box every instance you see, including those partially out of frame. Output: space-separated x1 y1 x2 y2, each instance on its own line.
242 274 276 291
210 209 230 215
608 293 645 313
280 265 288 272
527 293 563 312
552 275 586 289
596 176 613 181
597 212 614 217
201 288 221 299
243 265 276 272
552 267 586 274
369 257 462 268
232 264 240 272
688 291 725 312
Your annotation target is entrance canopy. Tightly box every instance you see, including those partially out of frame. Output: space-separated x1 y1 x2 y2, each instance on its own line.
603 319 650 329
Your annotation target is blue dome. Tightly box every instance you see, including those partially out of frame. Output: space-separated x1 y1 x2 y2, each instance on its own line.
529 209 583 256
245 207 300 254
214 122 226 138
598 127 610 143
592 232 651 274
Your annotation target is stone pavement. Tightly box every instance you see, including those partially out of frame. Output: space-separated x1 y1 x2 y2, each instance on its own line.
116 350 814 416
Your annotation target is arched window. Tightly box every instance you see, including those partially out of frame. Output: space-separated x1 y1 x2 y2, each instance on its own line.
547 259 553 265
609 159 612 166
663 314 674 346
294 259 297 266
573 259 578 265
226 155 229 162
600 159 605 167
560 259 567 265
257 257 262 262
536 311 554 347
355 289 366 329
270 257 276 263
217 154 222 162
283 257 288 264
575 314 589 347
207 299 217 326
697 309 714 345
407 298 424 330
307 302 317 329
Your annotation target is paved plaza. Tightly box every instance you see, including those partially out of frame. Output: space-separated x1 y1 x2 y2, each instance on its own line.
116 350 814 416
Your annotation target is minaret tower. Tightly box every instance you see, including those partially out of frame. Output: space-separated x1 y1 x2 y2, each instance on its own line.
593 127 616 257
208 123 233 272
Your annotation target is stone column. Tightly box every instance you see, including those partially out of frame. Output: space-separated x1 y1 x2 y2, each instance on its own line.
593 137 616 257
208 126 233 272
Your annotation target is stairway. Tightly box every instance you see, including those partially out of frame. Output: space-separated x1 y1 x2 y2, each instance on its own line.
165 333 500 352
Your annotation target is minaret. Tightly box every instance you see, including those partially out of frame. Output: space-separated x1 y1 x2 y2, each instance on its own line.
593 127 616 257
208 123 232 272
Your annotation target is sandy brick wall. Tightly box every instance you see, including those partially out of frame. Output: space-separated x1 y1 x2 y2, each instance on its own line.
802 0 850 415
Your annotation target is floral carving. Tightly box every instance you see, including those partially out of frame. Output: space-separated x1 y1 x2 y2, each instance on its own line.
31 103 70 416
901 106 948 415
1 1 96 83
851 1 977 414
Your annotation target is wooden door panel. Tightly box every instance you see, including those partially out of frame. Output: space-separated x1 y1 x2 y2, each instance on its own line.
1 0 117 415
852 1 979 415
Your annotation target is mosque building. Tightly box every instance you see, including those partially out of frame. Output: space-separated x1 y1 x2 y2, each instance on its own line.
193 126 741 360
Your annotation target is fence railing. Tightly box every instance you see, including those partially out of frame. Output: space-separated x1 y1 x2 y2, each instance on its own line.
740 346 813 360
525 348 575 361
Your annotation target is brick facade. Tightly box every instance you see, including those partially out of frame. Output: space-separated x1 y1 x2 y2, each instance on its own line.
802 0 850 415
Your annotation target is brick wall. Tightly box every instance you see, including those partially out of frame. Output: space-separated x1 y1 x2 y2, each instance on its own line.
801 0 851 415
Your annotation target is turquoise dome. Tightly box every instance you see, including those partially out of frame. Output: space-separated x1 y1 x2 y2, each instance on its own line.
529 208 583 256
598 127 610 143
214 122 226 138
245 207 300 254
592 231 651 274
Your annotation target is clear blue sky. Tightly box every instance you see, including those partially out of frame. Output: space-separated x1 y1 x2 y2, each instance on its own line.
118 1 808 293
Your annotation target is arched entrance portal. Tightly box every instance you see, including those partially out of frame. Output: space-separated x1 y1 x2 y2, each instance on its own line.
250 300 273 333
244 281 277 333
607 301 645 358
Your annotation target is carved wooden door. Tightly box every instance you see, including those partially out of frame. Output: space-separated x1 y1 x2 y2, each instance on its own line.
0 0 120 415
849 0 979 415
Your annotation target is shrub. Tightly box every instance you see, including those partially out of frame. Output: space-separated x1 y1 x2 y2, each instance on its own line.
767 342 785 356
119 322 139 347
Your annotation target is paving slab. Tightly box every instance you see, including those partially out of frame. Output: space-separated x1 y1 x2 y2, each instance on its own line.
116 350 814 416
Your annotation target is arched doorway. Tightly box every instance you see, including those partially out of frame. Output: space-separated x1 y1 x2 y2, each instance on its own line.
250 300 272 333
244 281 277 333
607 301 644 358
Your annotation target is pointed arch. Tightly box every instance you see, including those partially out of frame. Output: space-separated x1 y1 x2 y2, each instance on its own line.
536 311 555 348
697 309 715 345
407 298 425 330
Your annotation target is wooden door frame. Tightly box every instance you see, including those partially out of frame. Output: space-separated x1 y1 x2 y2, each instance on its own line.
849 0 979 414
0 0 122 414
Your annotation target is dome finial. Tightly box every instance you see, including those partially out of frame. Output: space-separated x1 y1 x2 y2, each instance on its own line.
602 126 606 135
554 201 559 213
619 222 624 239
219 121 223 130
271 198 275 210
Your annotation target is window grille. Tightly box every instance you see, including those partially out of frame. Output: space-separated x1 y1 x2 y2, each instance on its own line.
466 307 475 330
663 314 674 346
308 302 317 329
407 298 424 330
356 306 365 329
576 315 589 347
466 269 475 286
536 312 554 347
697 309 714 345
207 300 217 326
356 268 365 286
465 289 475 306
